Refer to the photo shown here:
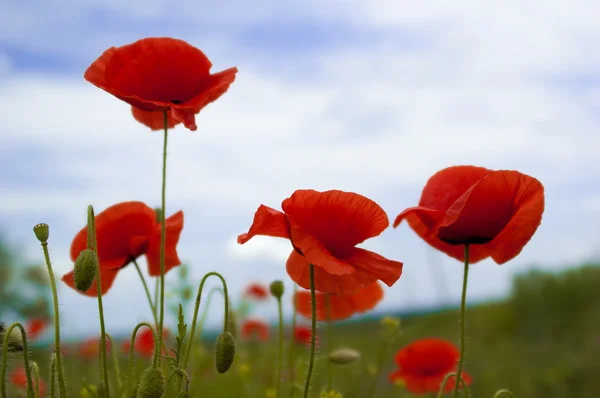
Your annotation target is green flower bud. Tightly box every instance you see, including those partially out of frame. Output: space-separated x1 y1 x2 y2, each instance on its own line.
33 223 49 243
0 324 24 352
227 309 238 339
269 280 284 299
328 348 361 365
215 331 236 374
137 367 165 398
73 249 98 292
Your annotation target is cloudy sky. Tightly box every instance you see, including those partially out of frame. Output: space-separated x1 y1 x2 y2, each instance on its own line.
1 0 599 338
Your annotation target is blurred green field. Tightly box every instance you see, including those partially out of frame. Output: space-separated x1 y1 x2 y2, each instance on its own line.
5 262 598 397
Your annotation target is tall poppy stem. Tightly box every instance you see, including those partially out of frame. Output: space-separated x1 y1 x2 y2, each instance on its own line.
132 258 158 325
30 362 40 398
39 237 68 398
302 264 317 398
275 294 284 398
89 206 110 397
0 323 34 398
288 284 298 398
453 244 470 398
154 110 169 368
49 353 57 398
325 294 333 392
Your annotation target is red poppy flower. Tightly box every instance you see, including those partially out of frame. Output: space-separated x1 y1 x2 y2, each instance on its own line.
244 283 269 300
394 166 544 264
122 327 169 357
61 201 184 296
241 319 270 341
295 281 383 321
293 325 314 345
238 189 403 294
389 338 472 394
84 37 238 131
26 318 47 341
11 367 46 396
132 107 181 130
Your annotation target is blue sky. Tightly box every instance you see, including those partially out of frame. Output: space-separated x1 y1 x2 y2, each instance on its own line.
1 1 599 338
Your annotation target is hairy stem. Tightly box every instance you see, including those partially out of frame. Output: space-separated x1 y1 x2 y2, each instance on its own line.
0 323 34 398
453 244 470 398
126 322 158 397
302 264 317 398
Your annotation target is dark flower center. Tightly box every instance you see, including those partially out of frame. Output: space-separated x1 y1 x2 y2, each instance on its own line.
171 100 182 104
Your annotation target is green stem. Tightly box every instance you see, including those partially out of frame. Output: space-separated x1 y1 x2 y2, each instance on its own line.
437 372 469 398
182 272 230 370
40 242 68 398
155 110 169 368
275 296 284 398
288 284 297 398
154 277 160 313
493 389 516 398
132 259 158 325
0 322 34 398
106 334 122 395
127 322 158 397
88 206 110 397
453 244 470 398
30 362 40 398
326 294 333 392
197 287 224 342
302 264 317 398
365 339 391 398
49 354 57 398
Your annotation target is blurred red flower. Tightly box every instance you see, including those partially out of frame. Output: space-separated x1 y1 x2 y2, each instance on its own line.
389 338 472 394
79 336 112 360
122 327 169 358
84 37 238 131
293 325 314 345
394 166 544 264
244 283 269 300
11 367 46 396
238 189 403 294
241 319 270 341
62 201 184 296
295 281 384 321
26 318 47 341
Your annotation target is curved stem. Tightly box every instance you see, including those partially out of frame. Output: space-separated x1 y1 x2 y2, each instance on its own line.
106 334 122 395
453 244 470 398
126 322 158 397
154 110 169 368
437 372 469 398
132 258 158 325
197 287 224 342
88 206 110 397
0 322 34 398
302 264 317 398
30 362 40 398
493 390 516 398
40 242 68 397
49 353 57 398
275 296 284 398
182 272 230 370
288 284 297 397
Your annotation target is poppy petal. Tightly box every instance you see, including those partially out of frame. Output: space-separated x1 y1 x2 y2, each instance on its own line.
286 250 377 294
146 211 184 276
483 172 545 263
294 289 355 321
351 281 384 312
183 67 238 111
237 205 291 244
393 206 490 264
282 189 389 255
62 267 119 297
342 248 403 288
131 107 181 131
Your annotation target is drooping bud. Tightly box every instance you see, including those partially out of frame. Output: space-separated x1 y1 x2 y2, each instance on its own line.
136 366 165 398
33 223 49 243
269 280 284 299
328 348 361 365
0 325 24 352
215 331 236 373
73 249 98 292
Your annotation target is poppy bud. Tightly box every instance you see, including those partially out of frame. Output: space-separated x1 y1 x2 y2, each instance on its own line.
328 348 361 365
136 366 165 398
0 325 24 352
33 223 49 243
73 249 98 292
269 280 284 299
215 331 236 373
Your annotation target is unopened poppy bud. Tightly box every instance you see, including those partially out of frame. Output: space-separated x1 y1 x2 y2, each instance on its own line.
73 249 98 292
215 331 236 373
137 366 165 398
328 348 361 365
33 223 49 243
0 325 24 352
269 280 284 299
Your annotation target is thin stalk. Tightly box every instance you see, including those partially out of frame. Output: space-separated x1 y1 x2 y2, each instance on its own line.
126 322 158 397
182 272 229 369
437 372 469 398
197 287 224 342
132 258 158 325
40 242 68 397
302 264 317 398
275 296 284 398
106 334 122 395
453 244 470 398
288 284 298 397
30 362 40 398
154 110 169 368
326 294 333 392
154 277 159 313
49 353 57 398
0 322 34 398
